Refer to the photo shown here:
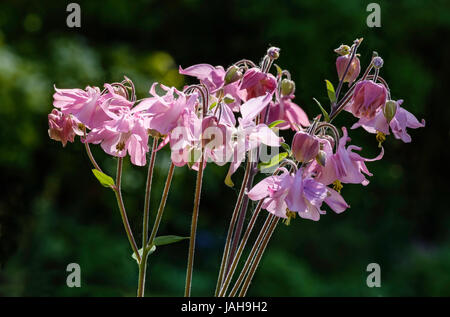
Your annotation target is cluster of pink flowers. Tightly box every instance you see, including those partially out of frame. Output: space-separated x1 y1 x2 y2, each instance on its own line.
47 39 426 297
48 40 425 224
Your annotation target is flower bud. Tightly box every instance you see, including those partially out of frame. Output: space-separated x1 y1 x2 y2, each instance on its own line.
373 56 384 69
383 100 397 123
350 80 387 120
336 55 361 84
267 47 280 60
224 65 242 84
316 150 327 166
334 44 351 56
292 131 320 163
280 79 295 96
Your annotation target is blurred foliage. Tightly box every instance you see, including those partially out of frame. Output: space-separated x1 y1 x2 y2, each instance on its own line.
0 0 449 296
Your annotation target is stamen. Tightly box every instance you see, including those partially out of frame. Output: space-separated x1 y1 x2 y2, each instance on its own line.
333 180 343 193
376 131 386 148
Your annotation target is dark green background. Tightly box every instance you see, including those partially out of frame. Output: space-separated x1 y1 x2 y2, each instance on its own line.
0 0 448 296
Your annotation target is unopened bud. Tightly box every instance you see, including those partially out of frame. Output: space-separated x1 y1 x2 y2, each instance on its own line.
292 131 319 163
224 65 242 84
316 150 327 167
280 79 295 96
383 100 397 123
334 44 351 56
267 47 280 60
373 56 384 69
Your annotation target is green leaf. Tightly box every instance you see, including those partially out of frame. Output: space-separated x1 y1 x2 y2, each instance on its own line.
131 245 156 264
91 169 115 188
313 98 330 122
268 120 285 129
281 142 291 155
325 79 336 104
209 101 218 110
258 152 288 171
153 235 189 246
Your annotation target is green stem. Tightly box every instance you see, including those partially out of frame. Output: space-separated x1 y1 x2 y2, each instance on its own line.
239 215 279 297
137 162 175 297
137 247 150 297
228 212 273 297
215 159 252 296
184 154 206 297
148 162 176 246
142 138 159 248
114 157 141 263
218 200 263 297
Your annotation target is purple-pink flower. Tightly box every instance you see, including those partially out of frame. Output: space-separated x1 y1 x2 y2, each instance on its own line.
348 80 387 120
48 109 83 147
291 131 320 163
53 85 132 129
240 68 277 101
351 100 425 143
336 55 361 85
310 127 383 186
248 168 349 221
86 109 149 166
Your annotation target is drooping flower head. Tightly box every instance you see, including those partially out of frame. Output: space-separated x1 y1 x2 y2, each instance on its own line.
86 109 149 166
240 67 277 101
248 167 349 221
351 99 425 143
349 80 387 120
310 127 384 186
48 109 83 147
291 131 320 163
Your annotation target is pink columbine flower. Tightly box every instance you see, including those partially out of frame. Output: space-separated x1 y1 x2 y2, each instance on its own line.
264 98 309 131
179 63 244 111
311 127 383 186
248 168 349 221
48 109 83 147
86 109 149 166
349 80 387 120
351 100 425 143
336 55 361 85
247 168 292 218
285 169 349 221
53 84 133 129
225 117 283 185
291 131 320 163
135 83 198 136
240 67 277 101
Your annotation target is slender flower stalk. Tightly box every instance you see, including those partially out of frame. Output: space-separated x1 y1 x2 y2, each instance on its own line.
83 129 103 173
114 157 141 263
184 151 206 297
184 84 208 297
218 200 263 297
228 212 274 297
138 162 176 297
238 215 279 297
148 162 176 245
142 137 159 248
215 159 252 296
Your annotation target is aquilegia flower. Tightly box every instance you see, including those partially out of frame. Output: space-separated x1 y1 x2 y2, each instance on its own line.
351 99 425 143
